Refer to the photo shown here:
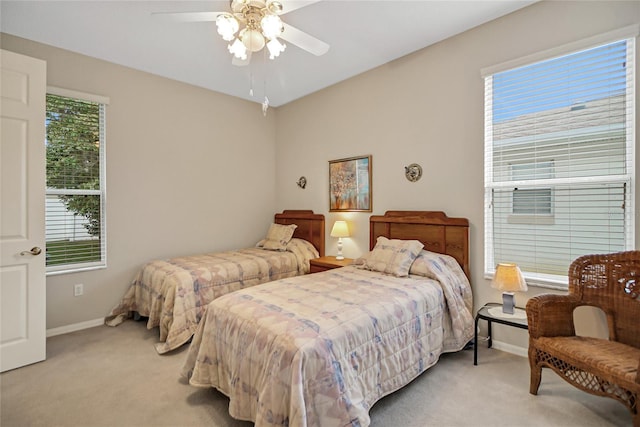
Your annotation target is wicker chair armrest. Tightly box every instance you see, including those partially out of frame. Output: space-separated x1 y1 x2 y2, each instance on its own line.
526 294 581 338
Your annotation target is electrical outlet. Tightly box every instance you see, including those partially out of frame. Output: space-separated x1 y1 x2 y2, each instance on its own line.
74 283 83 297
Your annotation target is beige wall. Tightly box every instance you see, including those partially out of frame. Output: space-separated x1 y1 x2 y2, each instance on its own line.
275 1 640 349
2 1 639 351
1 34 278 330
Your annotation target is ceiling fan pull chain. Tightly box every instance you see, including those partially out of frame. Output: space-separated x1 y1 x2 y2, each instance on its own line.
249 67 254 96
262 48 269 116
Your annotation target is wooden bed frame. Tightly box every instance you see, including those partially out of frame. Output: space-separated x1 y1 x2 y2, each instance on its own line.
275 210 325 257
370 210 470 279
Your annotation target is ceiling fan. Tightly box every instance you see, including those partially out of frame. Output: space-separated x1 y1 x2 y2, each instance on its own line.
153 0 330 67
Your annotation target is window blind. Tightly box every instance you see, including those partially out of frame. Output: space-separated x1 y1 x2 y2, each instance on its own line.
484 36 635 287
45 93 107 273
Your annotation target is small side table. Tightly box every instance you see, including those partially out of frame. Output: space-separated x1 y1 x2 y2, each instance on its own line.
474 302 528 365
309 256 353 273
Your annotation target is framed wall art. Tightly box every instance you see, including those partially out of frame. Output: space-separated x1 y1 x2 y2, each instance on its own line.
329 155 372 212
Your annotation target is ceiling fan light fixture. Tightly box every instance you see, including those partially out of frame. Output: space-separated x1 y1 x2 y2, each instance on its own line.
240 28 265 52
265 1 283 15
231 0 251 12
266 37 286 59
260 14 283 39
215 0 290 61
215 13 239 41
228 38 248 60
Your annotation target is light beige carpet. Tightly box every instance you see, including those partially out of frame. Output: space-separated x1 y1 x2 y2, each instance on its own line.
0 320 631 426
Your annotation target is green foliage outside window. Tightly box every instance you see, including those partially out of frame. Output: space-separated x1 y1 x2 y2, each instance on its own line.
46 94 103 267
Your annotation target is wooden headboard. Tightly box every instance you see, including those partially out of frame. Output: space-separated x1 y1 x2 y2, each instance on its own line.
370 211 470 279
275 210 325 257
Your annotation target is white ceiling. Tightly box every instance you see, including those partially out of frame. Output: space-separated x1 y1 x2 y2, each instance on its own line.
1 0 536 107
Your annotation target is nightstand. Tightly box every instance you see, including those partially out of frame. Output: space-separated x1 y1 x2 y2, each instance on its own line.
474 302 528 365
309 256 354 273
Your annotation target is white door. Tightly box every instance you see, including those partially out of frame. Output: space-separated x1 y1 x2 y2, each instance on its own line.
0 49 47 372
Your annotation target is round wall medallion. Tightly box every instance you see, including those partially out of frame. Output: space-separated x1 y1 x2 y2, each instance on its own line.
404 163 422 182
296 176 307 189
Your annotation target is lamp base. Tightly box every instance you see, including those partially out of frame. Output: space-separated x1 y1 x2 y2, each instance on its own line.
335 237 344 260
502 292 515 314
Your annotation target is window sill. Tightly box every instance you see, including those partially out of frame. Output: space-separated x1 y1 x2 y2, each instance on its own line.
46 263 106 276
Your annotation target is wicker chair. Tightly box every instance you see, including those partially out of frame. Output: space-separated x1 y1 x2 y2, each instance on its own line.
526 251 640 426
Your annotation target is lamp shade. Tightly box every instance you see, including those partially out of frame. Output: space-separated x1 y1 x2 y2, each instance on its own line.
491 263 527 292
240 28 266 52
261 14 284 39
330 221 350 238
228 38 248 60
266 37 286 59
216 14 239 41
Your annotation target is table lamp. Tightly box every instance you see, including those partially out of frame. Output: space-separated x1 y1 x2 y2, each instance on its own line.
491 263 527 314
330 220 350 260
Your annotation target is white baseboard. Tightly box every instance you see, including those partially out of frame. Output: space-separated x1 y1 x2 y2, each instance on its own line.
491 339 528 358
46 318 105 337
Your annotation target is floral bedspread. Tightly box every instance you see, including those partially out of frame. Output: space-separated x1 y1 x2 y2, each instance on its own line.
106 239 318 354
182 260 473 427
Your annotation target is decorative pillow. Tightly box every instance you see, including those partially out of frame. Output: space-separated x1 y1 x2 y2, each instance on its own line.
363 236 424 277
262 223 297 251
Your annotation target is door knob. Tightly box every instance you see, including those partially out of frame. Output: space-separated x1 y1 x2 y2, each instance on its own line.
20 247 42 256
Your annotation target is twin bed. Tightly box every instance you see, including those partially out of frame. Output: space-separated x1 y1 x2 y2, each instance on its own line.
182 211 474 427
106 210 325 353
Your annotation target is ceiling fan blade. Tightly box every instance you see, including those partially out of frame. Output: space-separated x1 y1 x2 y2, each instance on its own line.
280 23 329 56
151 1 321 21
232 52 252 67
279 0 321 15
151 11 222 22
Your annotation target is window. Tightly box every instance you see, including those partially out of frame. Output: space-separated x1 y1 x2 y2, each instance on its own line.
483 28 636 288
45 88 108 274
